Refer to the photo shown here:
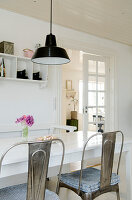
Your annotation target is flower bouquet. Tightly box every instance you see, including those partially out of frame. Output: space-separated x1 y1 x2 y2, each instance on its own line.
15 115 34 138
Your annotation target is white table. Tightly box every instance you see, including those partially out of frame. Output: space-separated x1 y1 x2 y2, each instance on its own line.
0 131 132 200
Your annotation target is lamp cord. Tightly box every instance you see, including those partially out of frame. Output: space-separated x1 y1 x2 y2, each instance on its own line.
50 0 52 34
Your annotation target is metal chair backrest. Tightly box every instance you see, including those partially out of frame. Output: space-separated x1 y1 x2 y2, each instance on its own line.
100 131 124 189
78 131 124 194
0 139 65 200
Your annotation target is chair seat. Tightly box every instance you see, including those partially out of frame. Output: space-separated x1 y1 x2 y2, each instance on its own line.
60 167 120 194
0 183 60 200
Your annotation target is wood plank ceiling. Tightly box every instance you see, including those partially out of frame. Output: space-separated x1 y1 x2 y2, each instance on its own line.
0 0 132 45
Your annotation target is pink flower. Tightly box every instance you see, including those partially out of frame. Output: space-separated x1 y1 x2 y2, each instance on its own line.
25 115 34 127
15 115 34 127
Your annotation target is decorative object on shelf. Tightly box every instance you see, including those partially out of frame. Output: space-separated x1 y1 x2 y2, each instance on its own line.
71 96 78 120
66 80 72 90
0 41 14 55
23 49 34 58
15 115 34 138
0 66 1 77
0 58 2 76
66 119 78 132
3 58 6 77
35 43 41 50
33 72 42 80
66 90 76 98
17 69 28 79
66 80 77 98
0 57 6 77
71 111 77 120
32 0 70 65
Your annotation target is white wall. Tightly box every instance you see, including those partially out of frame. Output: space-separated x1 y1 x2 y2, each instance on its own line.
0 9 60 132
0 8 132 136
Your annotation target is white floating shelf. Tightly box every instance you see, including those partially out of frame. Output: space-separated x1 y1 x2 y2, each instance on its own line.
0 53 48 88
66 90 76 98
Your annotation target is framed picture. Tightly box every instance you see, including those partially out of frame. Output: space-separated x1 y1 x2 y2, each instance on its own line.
66 80 72 90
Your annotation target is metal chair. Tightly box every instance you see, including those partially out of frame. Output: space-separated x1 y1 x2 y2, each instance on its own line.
58 131 124 200
0 138 65 200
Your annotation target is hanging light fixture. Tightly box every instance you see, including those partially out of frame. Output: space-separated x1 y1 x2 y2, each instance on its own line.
32 0 70 65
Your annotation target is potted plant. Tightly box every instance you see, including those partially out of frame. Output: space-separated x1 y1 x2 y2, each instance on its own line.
71 97 78 120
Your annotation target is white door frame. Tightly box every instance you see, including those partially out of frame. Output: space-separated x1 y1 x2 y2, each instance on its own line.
58 46 117 130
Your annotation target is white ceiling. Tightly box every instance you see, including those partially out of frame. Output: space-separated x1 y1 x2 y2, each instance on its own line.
0 0 132 45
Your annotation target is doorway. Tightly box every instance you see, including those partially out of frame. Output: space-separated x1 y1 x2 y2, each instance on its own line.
61 49 83 131
61 49 111 133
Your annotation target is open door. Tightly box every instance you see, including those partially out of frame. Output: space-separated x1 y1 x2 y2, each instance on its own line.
83 54 109 136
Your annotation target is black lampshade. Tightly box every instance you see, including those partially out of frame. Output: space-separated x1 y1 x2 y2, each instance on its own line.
32 0 70 65
32 34 70 65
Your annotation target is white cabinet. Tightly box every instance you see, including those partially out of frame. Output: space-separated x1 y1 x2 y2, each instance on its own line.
0 53 48 87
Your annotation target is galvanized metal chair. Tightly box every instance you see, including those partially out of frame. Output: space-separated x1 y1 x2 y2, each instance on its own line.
58 131 124 200
0 138 65 200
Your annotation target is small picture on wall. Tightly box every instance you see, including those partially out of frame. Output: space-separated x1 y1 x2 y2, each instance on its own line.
66 80 72 90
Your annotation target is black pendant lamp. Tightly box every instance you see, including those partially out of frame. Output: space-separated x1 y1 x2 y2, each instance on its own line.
32 0 70 65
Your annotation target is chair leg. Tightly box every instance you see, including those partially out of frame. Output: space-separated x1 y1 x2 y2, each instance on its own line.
89 193 92 200
116 188 120 200
83 193 92 200
56 183 60 195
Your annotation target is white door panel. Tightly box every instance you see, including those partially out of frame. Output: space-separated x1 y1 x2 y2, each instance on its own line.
83 54 109 134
